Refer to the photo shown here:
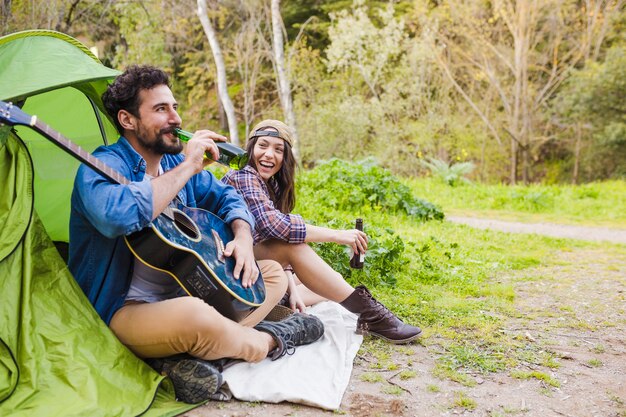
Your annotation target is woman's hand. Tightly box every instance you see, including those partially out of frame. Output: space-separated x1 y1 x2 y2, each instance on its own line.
304 224 368 255
288 286 307 313
285 269 307 312
334 229 368 255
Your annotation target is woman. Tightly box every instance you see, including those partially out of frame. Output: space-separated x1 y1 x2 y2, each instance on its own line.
222 119 421 344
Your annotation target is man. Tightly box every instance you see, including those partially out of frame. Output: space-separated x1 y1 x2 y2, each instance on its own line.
68 65 323 404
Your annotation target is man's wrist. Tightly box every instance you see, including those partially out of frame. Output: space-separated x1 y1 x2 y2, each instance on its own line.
231 219 253 239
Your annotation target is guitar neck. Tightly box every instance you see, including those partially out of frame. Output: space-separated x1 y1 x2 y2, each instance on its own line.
32 118 129 185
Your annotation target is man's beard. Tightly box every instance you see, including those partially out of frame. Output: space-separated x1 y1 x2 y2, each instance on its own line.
136 125 183 155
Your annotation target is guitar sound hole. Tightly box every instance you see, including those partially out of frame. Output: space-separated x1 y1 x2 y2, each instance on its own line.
172 209 201 241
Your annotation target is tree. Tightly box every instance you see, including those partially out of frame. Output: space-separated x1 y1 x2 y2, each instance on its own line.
556 46 626 181
326 0 405 101
0 0 9 33
422 0 623 183
271 0 300 160
112 1 171 69
230 0 272 138
2 0 116 40
197 0 240 145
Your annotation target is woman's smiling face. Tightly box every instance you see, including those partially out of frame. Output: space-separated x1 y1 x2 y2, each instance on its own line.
253 128 285 181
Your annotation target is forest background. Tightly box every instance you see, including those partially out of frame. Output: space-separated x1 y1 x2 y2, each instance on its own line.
2 0 625 184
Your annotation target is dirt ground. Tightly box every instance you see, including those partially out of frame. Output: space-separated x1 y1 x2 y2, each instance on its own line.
184 232 626 416
446 216 626 244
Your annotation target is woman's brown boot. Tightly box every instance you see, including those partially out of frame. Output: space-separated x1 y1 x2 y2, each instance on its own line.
340 285 422 344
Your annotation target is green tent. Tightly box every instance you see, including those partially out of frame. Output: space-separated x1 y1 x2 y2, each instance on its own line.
0 30 197 416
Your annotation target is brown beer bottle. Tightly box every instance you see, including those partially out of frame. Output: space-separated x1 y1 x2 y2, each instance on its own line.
350 218 364 269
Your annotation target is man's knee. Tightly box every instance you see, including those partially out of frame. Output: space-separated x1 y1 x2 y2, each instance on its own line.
259 259 288 294
176 297 221 329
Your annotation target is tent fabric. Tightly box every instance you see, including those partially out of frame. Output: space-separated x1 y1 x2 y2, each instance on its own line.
0 126 32 262
17 87 120 242
0 30 119 104
0 30 121 243
0 30 200 416
0 133 197 416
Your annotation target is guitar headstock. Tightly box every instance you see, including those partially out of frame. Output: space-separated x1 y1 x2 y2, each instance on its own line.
0 101 36 128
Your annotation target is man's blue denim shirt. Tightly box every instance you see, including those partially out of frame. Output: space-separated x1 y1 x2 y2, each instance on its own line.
68 137 255 325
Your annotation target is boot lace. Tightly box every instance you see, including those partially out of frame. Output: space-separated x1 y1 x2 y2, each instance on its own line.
358 288 395 321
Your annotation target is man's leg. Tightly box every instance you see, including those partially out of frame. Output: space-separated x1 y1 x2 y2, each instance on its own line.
110 260 287 362
239 259 287 327
111 297 275 362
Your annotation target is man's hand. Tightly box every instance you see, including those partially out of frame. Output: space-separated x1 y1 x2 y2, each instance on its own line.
223 219 259 288
183 129 227 174
151 129 227 220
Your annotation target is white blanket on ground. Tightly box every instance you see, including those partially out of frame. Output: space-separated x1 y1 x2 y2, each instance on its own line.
222 301 363 410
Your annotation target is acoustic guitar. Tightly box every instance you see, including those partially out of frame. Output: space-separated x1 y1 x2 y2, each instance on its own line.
0 100 265 322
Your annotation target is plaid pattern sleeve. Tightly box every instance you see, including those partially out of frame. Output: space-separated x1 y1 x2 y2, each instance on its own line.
222 167 306 245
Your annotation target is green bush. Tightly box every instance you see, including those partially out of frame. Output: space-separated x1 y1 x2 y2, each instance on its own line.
295 158 443 287
297 158 444 221
308 219 408 288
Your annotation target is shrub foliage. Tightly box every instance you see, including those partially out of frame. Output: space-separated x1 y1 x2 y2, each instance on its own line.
296 158 444 287
297 158 444 221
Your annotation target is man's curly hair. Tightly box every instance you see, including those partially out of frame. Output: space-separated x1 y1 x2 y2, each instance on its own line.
102 65 170 134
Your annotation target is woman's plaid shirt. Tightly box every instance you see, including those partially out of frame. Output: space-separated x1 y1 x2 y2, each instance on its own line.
222 166 306 245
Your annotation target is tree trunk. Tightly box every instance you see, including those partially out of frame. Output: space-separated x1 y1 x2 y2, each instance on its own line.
216 84 227 132
509 0 530 184
197 0 240 146
510 139 518 184
270 0 299 161
1 0 11 32
521 145 530 183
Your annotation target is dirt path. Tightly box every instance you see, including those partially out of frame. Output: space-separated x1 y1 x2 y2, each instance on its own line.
446 216 626 244
185 225 626 417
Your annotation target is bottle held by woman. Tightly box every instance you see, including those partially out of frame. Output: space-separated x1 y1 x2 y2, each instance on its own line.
350 218 365 269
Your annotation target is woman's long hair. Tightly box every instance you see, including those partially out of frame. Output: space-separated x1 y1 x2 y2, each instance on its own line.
246 135 297 214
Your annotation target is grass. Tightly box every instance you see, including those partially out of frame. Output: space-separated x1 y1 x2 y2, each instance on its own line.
360 372 384 383
510 370 560 387
297 201 599 386
587 358 603 367
398 370 417 380
453 391 477 410
592 344 606 354
296 167 625 404
426 384 441 393
405 178 626 227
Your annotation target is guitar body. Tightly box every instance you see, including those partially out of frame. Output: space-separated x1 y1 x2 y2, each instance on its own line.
125 201 265 322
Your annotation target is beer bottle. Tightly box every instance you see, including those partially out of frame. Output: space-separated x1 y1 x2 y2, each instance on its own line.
350 218 365 269
174 128 248 170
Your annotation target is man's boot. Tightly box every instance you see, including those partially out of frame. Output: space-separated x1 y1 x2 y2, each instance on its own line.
146 354 223 403
340 285 421 344
254 313 325 360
